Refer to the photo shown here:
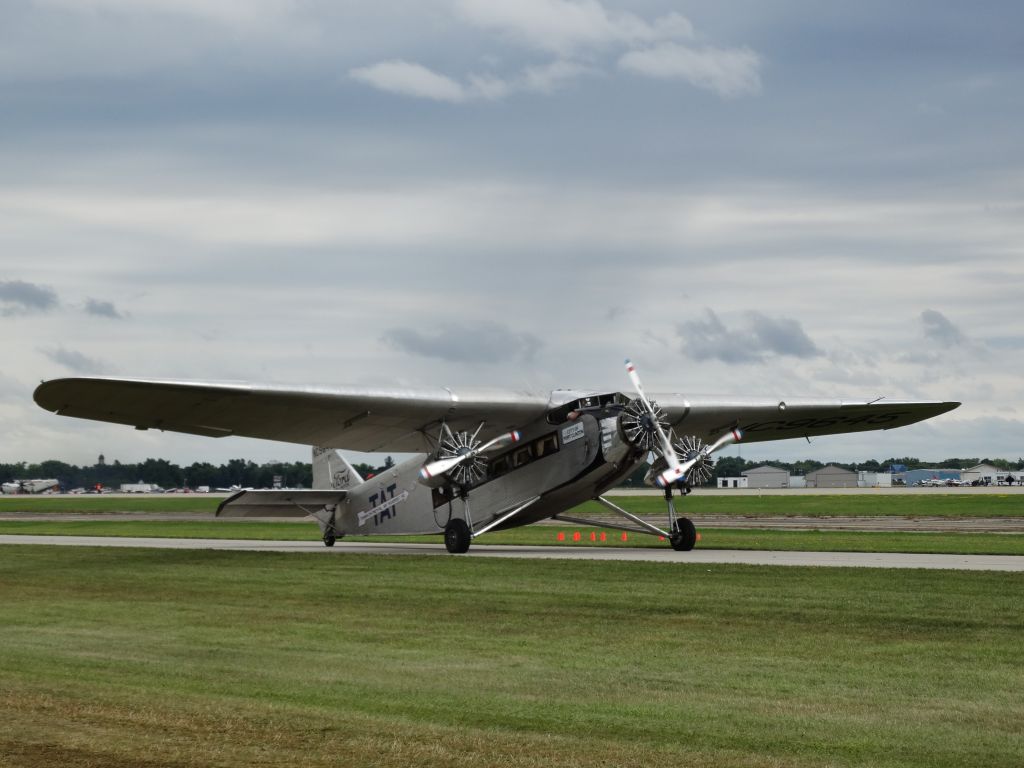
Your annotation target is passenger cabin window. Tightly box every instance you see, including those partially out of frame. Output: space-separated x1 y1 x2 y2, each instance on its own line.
431 430 563 505
486 431 560 482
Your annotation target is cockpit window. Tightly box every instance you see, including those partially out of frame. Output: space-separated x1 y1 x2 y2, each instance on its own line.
546 392 627 424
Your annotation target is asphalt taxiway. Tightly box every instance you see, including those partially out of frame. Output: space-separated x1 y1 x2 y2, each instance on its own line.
2 535 1022 571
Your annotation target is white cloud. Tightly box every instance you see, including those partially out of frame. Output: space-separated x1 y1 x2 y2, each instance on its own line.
349 60 468 103
454 0 692 55
619 43 762 97
352 57 594 103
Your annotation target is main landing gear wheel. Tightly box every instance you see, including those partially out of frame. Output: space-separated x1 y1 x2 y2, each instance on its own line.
444 519 472 554
322 530 336 547
670 518 697 552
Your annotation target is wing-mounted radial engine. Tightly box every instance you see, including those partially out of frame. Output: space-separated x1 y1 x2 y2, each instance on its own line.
418 423 524 553
671 434 719 486
419 423 522 488
643 431 743 490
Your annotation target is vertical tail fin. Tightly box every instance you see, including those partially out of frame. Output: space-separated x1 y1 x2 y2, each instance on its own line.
312 447 364 490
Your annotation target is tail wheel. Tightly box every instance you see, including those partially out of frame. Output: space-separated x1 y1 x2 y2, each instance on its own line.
670 518 697 551
444 519 472 554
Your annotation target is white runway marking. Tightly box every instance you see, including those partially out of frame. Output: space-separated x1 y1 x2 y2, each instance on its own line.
2 535 1023 571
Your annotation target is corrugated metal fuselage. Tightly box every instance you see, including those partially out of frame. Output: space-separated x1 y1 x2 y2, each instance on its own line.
331 409 644 538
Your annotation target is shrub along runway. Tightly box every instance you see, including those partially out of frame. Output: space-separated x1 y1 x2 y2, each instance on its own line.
1 545 1021 767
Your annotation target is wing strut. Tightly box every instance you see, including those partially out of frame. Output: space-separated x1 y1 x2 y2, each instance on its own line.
585 496 671 538
471 495 541 538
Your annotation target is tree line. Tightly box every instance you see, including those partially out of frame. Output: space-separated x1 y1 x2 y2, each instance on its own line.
3 454 1021 491
0 455 395 491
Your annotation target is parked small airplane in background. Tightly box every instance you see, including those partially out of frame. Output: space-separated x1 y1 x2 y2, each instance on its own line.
1 478 60 494
34 361 959 553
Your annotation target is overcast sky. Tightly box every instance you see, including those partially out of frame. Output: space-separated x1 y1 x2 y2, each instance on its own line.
2 1 1022 468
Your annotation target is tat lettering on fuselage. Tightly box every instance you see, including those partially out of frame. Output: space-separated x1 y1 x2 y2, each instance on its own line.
357 483 409 528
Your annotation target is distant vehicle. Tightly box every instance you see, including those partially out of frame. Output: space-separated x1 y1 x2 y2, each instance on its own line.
1 479 60 494
215 485 253 493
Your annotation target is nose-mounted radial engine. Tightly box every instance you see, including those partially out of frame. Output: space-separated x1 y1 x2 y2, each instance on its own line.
619 396 669 453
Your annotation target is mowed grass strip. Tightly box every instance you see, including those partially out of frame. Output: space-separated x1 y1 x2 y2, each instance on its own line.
3 519 1024 555
0 495 222 514
3 492 1024 517
588 493 1024 518
1 546 1022 767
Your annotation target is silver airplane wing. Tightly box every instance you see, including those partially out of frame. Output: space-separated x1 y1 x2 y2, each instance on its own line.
34 377 959 453
33 377 551 453
652 395 960 444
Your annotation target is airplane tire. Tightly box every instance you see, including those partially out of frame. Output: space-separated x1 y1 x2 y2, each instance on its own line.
323 532 336 547
444 519 472 554
670 518 697 552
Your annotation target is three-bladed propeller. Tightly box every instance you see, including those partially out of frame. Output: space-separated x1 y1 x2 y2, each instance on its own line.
624 359 742 488
419 428 521 486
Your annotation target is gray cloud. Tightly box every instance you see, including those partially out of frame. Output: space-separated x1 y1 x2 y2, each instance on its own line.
921 309 967 348
679 309 823 364
748 311 824 359
0 280 58 315
42 347 108 374
382 322 542 363
84 298 124 319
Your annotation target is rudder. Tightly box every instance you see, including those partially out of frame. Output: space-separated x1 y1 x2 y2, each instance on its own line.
312 447 364 490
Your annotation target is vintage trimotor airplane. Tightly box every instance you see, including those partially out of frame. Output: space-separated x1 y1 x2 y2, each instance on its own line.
33 361 959 553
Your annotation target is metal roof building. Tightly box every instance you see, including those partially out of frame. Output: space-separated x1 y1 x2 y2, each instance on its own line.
806 465 858 488
741 465 789 489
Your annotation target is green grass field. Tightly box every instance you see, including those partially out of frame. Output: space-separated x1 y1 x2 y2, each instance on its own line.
1 545 1021 767
3 518 1024 556
3 492 1024 517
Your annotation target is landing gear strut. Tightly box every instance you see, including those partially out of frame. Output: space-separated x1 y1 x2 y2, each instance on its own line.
665 485 697 552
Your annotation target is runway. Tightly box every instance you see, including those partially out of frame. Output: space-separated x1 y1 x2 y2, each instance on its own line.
5 514 1023 532
3 534 1023 571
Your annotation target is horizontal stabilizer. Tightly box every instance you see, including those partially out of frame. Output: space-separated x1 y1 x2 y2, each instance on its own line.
216 489 347 518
